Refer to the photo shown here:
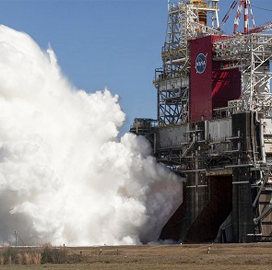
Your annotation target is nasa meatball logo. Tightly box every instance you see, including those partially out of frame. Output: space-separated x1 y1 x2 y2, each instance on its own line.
195 53 207 74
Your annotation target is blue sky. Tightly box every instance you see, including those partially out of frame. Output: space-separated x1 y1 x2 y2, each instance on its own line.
0 0 272 135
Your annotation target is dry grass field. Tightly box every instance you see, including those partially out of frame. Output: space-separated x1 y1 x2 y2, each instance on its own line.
0 243 272 270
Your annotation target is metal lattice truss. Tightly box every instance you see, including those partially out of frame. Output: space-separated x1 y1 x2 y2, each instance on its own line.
154 1 220 126
213 34 272 115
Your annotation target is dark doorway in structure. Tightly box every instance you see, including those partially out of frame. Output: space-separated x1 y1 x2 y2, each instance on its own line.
184 175 232 242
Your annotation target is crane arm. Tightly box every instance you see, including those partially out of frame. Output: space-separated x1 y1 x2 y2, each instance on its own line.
218 0 238 31
248 21 272 34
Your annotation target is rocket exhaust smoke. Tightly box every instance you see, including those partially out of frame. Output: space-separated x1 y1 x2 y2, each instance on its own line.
0 25 183 246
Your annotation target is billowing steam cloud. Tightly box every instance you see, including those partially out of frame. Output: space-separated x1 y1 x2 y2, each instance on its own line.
0 25 183 246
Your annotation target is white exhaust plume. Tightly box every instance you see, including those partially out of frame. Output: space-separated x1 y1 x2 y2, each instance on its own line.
0 25 183 246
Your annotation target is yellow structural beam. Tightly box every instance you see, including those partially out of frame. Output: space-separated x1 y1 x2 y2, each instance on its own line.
190 0 207 25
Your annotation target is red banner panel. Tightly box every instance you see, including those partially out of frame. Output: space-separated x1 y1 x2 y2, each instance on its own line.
190 35 241 122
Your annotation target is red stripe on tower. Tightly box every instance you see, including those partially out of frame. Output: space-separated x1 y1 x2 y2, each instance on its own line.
244 0 249 34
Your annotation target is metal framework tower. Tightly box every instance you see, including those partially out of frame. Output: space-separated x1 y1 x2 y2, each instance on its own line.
154 0 220 126
213 34 272 114
131 0 272 243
